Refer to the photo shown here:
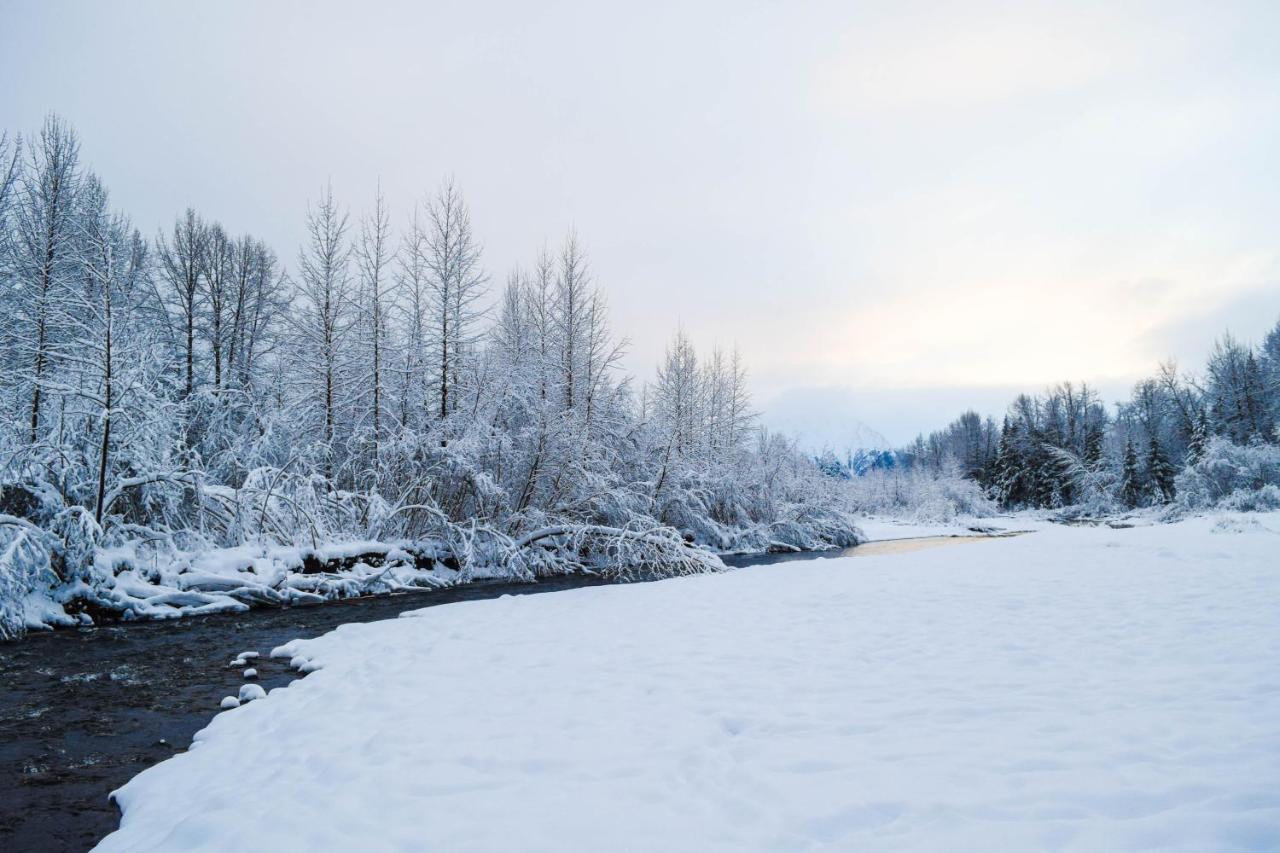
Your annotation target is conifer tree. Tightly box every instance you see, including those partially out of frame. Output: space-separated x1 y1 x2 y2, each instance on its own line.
1146 435 1176 503
1119 440 1143 508
1083 422 1104 468
991 418 1020 506
1186 407 1210 464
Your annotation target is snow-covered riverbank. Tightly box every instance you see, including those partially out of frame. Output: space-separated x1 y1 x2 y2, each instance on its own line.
98 513 1280 852
10 514 859 636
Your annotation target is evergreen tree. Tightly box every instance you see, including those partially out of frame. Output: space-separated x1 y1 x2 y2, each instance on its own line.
1035 452 1064 508
1083 422 1104 468
992 418 1020 507
1146 435 1176 503
1186 407 1210 464
1119 440 1143 508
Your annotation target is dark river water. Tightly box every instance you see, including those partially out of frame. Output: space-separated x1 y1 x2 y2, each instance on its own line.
0 545 913 852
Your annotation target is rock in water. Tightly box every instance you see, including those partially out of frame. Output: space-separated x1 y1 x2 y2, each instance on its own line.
238 684 266 703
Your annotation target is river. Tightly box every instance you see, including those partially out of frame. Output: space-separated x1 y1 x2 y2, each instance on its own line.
0 535 1000 851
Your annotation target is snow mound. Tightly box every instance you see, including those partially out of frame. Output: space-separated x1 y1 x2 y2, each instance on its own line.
236 684 266 703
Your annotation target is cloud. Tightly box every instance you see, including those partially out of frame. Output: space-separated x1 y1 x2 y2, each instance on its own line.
1139 282 1280 370
809 7 1150 114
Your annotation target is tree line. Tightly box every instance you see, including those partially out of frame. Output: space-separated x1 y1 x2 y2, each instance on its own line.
899 324 1280 512
0 114 857 633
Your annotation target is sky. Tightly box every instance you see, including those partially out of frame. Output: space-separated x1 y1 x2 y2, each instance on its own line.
3 0 1279 446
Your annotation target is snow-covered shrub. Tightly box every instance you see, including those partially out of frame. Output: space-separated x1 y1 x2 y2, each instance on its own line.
1215 484 1280 512
1174 437 1280 511
48 506 102 585
843 465 996 523
0 516 60 639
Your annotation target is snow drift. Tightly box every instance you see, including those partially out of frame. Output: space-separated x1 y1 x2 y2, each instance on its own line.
97 513 1280 852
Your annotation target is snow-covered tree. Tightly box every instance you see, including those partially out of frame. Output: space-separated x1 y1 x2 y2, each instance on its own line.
354 185 397 477
290 184 353 480
1146 435 1176 504
5 114 81 445
1119 440 1143 509
155 208 206 402
422 179 485 423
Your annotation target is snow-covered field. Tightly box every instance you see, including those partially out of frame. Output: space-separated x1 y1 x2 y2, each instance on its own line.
98 514 1280 852
852 514 1040 541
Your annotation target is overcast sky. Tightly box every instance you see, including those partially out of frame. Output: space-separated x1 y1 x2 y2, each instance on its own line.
3 0 1278 445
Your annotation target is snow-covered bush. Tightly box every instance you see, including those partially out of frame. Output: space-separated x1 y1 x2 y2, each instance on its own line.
1174 437 1280 511
0 515 60 639
842 465 996 523
650 433 864 554
1215 485 1280 512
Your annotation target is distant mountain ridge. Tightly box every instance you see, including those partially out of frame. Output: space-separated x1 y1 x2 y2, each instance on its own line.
815 447 899 479
760 387 890 465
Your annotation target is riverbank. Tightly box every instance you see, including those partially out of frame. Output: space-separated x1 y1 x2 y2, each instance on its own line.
0 519 1014 851
0 573 626 851
98 513 1280 851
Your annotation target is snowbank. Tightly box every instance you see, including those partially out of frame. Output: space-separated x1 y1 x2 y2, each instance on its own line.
98 513 1280 851
7 516 744 635
22 539 460 633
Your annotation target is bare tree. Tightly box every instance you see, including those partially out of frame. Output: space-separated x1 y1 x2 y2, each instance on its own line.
725 345 755 451
156 208 207 399
554 233 589 413
355 184 397 466
238 238 285 390
581 286 625 433
201 223 235 390
9 114 81 444
423 179 486 423
68 176 150 522
654 327 702 459
396 203 430 430
292 184 352 479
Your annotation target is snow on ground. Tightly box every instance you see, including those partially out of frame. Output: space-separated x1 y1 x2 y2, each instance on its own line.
852 512 1055 543
98 514 1280 852
854 515 1005 541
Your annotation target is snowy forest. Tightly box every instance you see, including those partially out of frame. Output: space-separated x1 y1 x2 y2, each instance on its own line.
864 324 1280 516
1 114 1278 639
0 115 861 638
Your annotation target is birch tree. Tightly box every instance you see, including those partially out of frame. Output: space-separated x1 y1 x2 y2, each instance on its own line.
8 114 81 444
292 184 352 479
355 185 396 467
553 233 589 414
423 179 485 423
67 176 151 522
226 235 283 390
396 204 430 431
155 208 206 400
654 327 702 460
201 222 234 390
